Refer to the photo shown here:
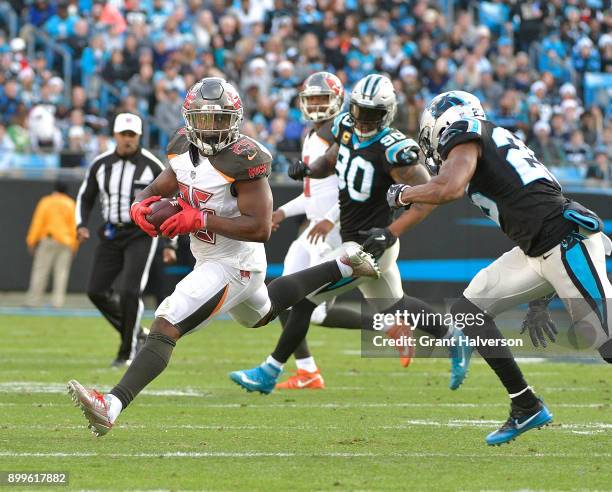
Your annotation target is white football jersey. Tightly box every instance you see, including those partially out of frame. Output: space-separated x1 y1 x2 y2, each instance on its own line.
169 145 269 273
301 121 339 221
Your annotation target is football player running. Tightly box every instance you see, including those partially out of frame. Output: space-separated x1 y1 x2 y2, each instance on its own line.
387 90 612 445
230 74 470 394
272 72 367 390
66 78 381 437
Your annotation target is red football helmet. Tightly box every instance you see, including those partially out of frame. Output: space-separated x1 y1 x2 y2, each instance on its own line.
182 77 244 155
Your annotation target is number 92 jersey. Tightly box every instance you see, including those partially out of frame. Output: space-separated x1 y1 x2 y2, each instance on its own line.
331 112 419 243
438 118 575 257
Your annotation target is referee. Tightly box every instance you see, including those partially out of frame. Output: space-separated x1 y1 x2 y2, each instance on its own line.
76 113 176 367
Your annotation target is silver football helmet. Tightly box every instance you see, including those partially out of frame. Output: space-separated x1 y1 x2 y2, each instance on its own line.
349 74 397 139
299 71 344 122
418 91 486 171
182 77 244 155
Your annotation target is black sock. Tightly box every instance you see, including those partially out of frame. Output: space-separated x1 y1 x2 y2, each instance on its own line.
320 305 363 329
395 295 450 339
452 297 537 408
258 260 342 325
278 308 312 360
110 332 176 409
271 299 317 363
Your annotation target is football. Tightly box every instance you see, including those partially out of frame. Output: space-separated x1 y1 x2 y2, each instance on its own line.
145 198 182 234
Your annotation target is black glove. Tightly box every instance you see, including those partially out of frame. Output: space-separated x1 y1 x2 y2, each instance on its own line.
358 227 397 260
387 184 411 210
287 160 311 181
521 296 558 348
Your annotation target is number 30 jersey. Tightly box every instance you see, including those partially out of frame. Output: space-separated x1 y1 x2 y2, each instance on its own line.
438 118 574 257
331 112 419 243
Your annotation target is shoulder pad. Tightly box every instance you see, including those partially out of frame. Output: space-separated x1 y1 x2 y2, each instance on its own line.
316 119 334 145
331 112 352 141
210 135 272 181
166 127 191 160
382 132 420 166
438 118 483 161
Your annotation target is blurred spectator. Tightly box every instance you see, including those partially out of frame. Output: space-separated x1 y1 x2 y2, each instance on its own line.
25 181 77 308
586 147 610 181
154 86 183 142
44 0 77 42
529 120 565 167
0 79 21 124
28 105 63 153
27 0 56 28
563 129 592 168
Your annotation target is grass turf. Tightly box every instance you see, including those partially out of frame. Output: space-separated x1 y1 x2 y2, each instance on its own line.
0 315 610 491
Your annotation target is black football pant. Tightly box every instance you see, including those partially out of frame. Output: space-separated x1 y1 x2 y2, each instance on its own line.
87 226 157 360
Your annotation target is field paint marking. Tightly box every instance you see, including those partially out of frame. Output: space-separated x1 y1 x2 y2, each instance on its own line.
0 382 365 395
3 421 610 432
1 451 611 459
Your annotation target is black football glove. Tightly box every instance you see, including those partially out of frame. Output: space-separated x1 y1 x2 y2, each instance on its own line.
387 184 411 210
358 227 397 260
521 295 558 348
287 160 311 181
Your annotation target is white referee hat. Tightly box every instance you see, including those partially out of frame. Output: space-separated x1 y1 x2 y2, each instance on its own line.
114 113 142 135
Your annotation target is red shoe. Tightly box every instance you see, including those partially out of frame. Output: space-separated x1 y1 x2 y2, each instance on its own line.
275 369 325 390
386 325 414 367
67 379 113 436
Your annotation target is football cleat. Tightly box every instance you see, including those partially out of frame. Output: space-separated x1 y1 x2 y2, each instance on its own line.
486 399 553 446
449 328 473 390
386 325 414 367
339 243 381 279
229 362 282 395
67 379 113 437
276 369 325 390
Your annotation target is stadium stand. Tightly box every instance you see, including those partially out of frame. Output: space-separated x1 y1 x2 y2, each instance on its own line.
0 0 609 183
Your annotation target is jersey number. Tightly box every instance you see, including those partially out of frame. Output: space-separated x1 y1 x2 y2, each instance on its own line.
336 145 374 202
178 182 216 244
491 127 558 186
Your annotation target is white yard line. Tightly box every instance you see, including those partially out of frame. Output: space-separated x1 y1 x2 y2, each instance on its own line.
2 420 610 433
0 450 610 459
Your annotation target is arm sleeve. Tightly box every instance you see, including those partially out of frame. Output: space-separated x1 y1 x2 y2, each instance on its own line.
323 201 340 224
279 193 307 218
75 162 99 228
26 198 46 248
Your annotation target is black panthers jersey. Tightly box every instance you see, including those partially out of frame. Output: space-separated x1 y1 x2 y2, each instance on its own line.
438 118 574 256
331 112 419 242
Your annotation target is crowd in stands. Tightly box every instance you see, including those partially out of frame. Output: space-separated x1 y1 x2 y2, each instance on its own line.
0 0 609 182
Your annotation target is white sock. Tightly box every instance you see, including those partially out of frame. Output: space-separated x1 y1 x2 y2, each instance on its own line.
509 386 532 399
105 394 123 424
265 355 284 371
295 356 318 373
336 258 353 278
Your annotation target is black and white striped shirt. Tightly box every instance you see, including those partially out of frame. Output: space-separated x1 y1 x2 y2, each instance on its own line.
76 147 165 228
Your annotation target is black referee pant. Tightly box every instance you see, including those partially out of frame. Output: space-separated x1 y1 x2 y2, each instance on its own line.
87 224 157 360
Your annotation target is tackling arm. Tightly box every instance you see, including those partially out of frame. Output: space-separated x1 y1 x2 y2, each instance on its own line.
205 178 273 243
386 164 438 237
396 142 479 205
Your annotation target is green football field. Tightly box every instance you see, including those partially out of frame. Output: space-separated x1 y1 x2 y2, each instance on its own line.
1 315 610 491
